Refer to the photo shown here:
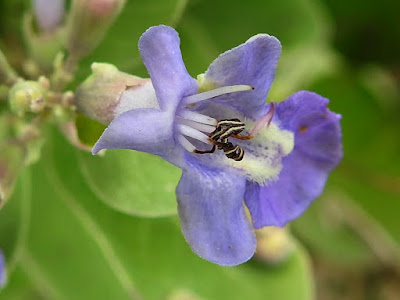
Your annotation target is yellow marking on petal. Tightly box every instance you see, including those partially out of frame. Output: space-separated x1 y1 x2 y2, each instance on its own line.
223 122 294 186
299 125 307 133
197 73 217 93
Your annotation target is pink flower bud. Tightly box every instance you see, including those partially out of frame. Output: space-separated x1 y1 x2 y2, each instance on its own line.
33 0 65 33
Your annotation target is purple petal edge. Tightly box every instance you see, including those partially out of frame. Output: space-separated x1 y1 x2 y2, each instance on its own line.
204 34 281 119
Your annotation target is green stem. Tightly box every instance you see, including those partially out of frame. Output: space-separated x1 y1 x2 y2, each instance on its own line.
50 53 80 92
0 48 18 86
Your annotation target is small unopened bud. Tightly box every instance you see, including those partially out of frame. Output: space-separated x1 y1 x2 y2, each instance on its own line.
255 226 294 264
66 0 126 59
23 11 65 71
33 0 65 33
76 63 157 124
9 81 46 116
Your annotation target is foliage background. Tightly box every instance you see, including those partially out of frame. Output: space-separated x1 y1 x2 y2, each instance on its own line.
0 0 400 299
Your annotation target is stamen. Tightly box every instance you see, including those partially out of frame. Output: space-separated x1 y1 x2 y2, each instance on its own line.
182 85 254 105
177 124 212 145
178 110 217 126
177 118 216 133
177 135 196 152
232 102 275 140
249 102 275 136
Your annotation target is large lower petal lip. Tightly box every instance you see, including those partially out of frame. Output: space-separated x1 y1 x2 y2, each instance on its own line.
176 154 256 266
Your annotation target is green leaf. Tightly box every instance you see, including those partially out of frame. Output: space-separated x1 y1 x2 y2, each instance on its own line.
76 148 181 217
0 130 314 299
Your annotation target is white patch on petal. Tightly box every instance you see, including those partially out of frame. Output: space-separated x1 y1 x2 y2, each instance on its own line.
115 80 159 116
222 122 294 186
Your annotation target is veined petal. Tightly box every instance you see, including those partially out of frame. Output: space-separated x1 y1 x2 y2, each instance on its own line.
201 34 281 119
139 25 198 111
245 91 343 228
93 108 183 166
176 155 256 266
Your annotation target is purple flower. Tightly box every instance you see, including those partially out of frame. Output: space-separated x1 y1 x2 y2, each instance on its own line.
93 25 342 266
0 249 6 287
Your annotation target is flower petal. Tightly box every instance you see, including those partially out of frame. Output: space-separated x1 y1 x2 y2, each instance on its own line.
0 249 6 287
176 155 256 266
139 25 197 111
92 108 183 166
245 91 343 228
202 34 281 119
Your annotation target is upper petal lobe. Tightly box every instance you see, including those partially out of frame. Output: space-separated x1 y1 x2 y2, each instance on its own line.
203 34 281 119
245 91 343 228
139 25 197 111
176 155 256 266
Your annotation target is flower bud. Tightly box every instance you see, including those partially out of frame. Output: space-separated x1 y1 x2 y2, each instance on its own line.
23 9 65 71
254 226 294 264
66 0 126 59
33 0 65 33
8 80 46 116
76 63 158 124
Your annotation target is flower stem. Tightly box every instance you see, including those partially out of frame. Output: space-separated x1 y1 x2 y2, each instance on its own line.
50 53 79 92
0 49 18 86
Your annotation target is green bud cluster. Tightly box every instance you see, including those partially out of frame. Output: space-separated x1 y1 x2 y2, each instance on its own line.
8 80 47 116
0 0 128 208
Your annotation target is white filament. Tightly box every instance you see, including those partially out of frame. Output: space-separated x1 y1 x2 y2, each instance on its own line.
177 135 196 152
178 110 217 126
182 85 253 105
177 118 215 133
177 124 211 144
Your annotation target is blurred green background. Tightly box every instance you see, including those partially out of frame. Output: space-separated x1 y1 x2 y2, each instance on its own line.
0 0 400 299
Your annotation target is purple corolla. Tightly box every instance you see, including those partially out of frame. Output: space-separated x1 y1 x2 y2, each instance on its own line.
93 25 342 266
0 249 6 287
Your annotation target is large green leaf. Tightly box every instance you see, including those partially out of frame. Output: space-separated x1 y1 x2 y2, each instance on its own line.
76 149 181 217
1 130 314 299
